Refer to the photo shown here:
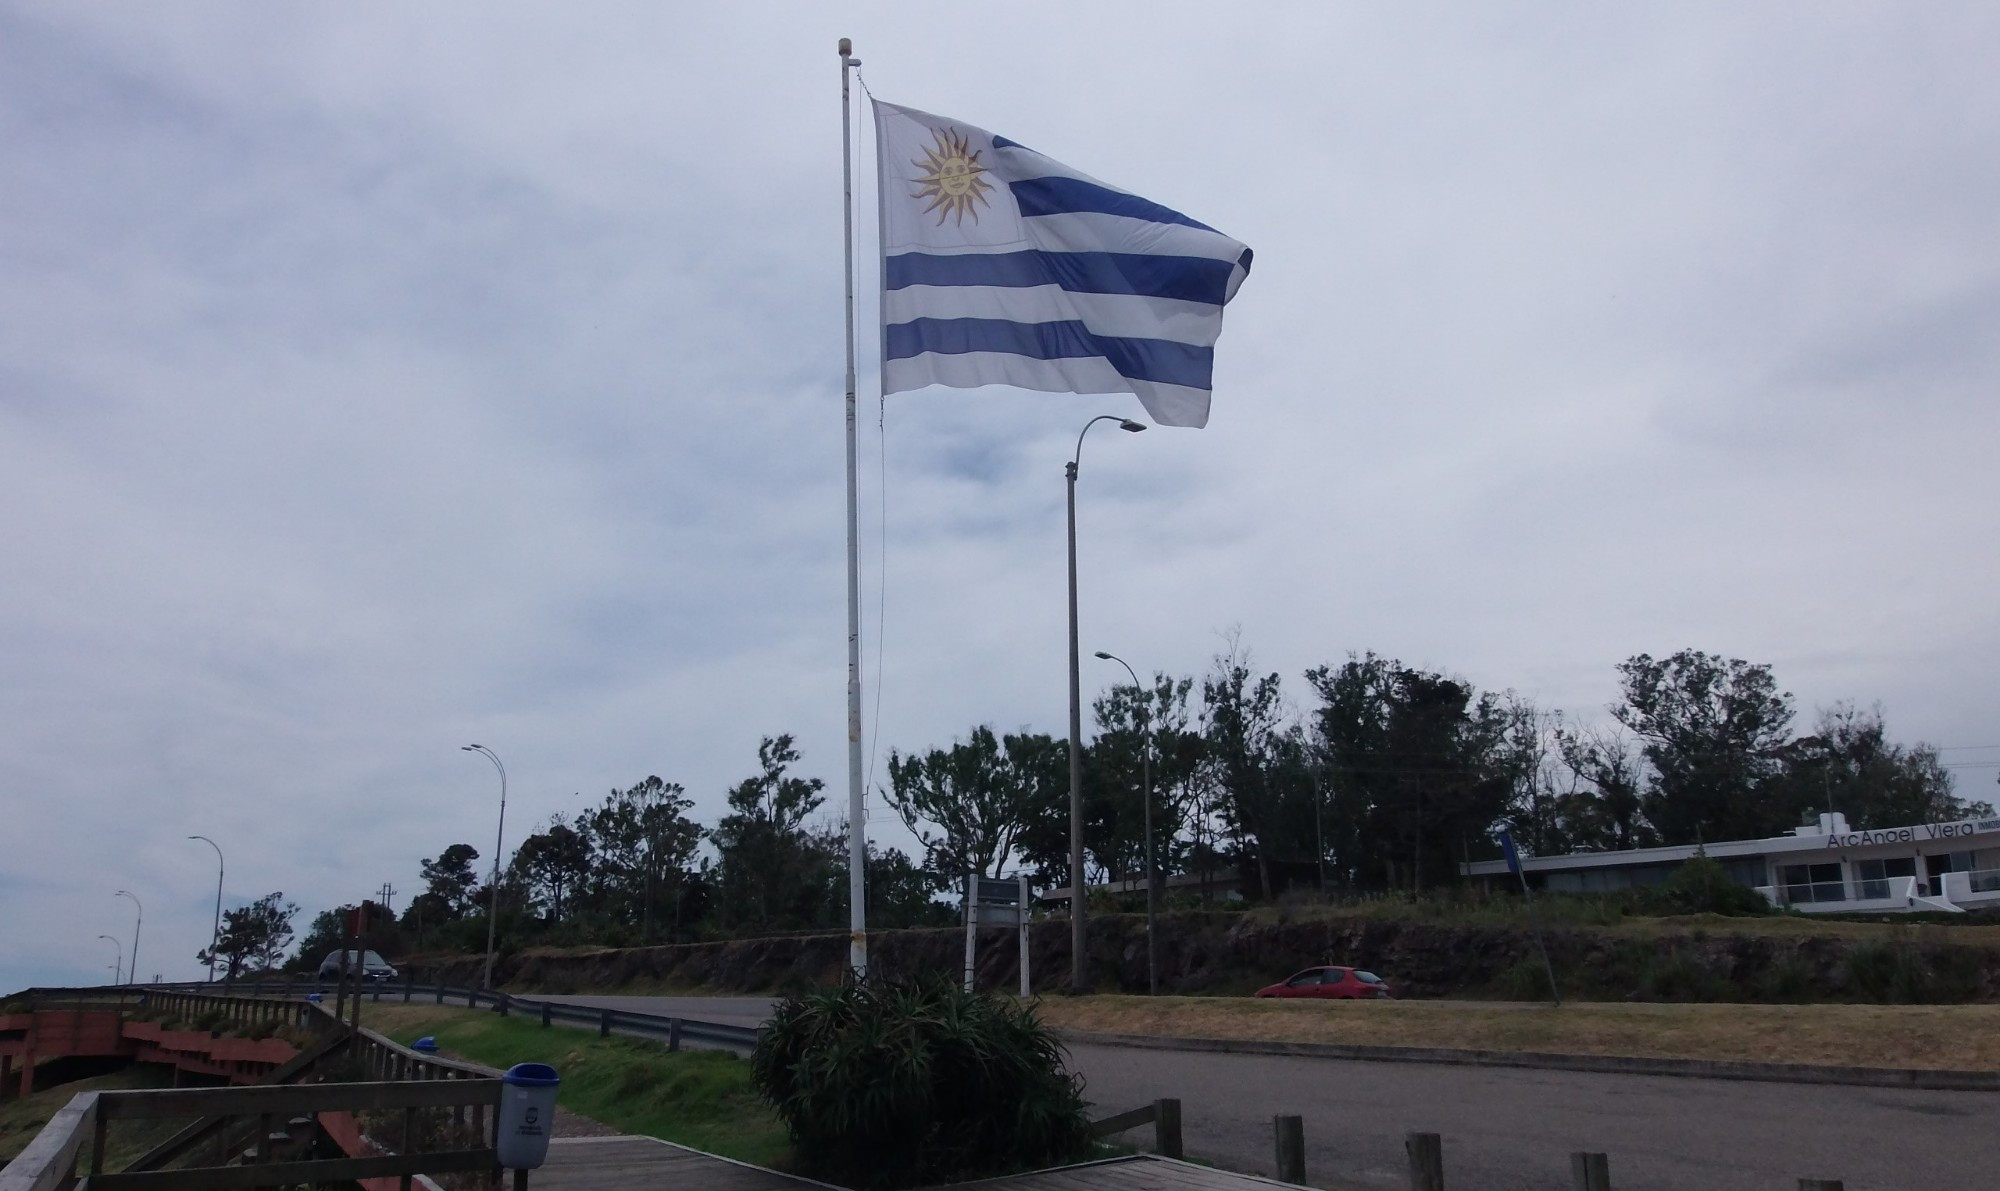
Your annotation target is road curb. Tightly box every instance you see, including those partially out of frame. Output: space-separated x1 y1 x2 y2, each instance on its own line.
1057 1029 2000 1091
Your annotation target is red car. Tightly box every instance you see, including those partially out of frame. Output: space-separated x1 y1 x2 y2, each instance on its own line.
1254 966 1394 999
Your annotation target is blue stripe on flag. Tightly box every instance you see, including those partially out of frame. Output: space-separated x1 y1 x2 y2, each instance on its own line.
884 317 1214 389
884 250 1237 306
1010 176 1217 232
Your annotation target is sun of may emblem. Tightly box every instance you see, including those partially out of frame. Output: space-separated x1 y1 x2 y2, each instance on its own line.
911 126 993 225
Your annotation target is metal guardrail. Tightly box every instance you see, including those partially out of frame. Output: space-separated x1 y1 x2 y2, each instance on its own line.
13 979 765 1053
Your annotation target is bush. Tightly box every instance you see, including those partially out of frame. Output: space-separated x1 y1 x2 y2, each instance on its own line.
750 974 1091 1189
1645 854 1774 917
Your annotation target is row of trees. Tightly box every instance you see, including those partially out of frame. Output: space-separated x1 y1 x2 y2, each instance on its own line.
271 645 1989 968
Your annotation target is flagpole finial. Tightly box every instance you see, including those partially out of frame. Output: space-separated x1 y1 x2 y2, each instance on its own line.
838 37 852 57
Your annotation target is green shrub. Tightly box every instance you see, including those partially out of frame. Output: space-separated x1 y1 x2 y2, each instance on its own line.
1844 941 1913 1002
1645 855 1774 917
1633 947 1731 1002
751 974 1091 1189
1755 954 1817 1002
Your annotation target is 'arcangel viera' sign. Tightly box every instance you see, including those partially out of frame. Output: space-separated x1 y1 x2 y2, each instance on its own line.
1824 818 2000 849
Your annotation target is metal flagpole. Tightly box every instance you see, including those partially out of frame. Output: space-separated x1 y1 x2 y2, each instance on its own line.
839 36 868 981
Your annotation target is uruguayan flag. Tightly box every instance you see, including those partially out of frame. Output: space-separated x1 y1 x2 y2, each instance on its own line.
874 101 1252 429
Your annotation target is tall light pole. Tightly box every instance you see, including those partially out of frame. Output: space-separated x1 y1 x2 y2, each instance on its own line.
188 835 224 983
114 890 142 986
1066 414 1144 994
1095 651 1156 996
462 744 507 990
97 934 122 986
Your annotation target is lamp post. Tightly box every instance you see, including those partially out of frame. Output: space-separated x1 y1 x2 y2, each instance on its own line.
188 836 224 983
462 744 507 990
1094 651 1156 996
114 890 142 986
97 934 122 986
1066 414 1145 994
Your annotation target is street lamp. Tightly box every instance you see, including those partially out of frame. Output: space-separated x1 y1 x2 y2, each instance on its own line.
1066 414 1144 994
97 934 122 986
462 744 507 990
114 890 142 986
1095 651 1157 996
188 836 224 983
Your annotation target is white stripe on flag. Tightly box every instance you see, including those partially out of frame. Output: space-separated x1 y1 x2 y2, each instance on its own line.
885 350 1212 429
884 285 1227 347
1017 210 1250 265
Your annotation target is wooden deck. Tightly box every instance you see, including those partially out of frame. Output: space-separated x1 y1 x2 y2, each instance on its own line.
533 1136 837 1190
534 1141 1281 1190
939 1155 1296 1189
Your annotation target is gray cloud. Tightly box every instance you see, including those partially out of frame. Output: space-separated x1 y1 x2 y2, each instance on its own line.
4 2 1998 989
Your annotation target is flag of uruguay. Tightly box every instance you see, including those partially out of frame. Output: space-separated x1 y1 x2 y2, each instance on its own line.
873 101 1252 429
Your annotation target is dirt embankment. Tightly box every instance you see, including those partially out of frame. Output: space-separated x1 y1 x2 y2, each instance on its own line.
404 911 2000 1004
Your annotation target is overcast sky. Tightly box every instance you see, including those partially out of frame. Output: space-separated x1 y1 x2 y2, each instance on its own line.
5 3 1998 991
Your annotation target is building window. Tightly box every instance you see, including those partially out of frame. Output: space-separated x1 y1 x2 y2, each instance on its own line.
1854 857 1916 900
1778 862 1845 904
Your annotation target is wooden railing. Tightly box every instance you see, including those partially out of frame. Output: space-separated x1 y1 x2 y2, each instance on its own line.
0 990 519 1191
0 1079 504 1190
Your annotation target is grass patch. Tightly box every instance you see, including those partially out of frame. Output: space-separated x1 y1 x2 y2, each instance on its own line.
0 1066 178 1170
1242 897 2000 943
360 1005 789 1168
1035 995 2000 1071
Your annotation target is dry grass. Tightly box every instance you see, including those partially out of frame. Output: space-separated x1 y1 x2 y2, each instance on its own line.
1240 901 2000 944
1035 995 2000 1071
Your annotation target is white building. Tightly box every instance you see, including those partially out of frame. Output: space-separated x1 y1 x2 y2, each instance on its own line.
1462 812 2000 914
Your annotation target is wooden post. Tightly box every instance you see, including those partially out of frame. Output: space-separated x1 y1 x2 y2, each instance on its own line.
540 1002 552 1028
436 983 445 1005
513 1168 529 1190
1273 1115 1305 1184
1154 1098 1182 1160
1406 1132 1444 1191
89 1099 108 1176
599 1009 612 1038
1019 872 1032 997
1571 1151 1610 1190
404 978 413 1003
668 1018 682 1052
497 993 510 1017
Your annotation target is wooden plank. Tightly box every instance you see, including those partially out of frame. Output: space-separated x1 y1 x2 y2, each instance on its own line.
1087 1103 1157 1137
97 1078 500 1119
0 1091 97 1191
535 1137 832 1191
88 1148 495 1190
939 1154 1300 1190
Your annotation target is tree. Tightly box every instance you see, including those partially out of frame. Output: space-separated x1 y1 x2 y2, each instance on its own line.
884 726 1046 881
577 777 704 942
1549 724 1652 851
1614 650 1796 844
992 732 1075 891
511 818 594 924
1086 673 1201 902
710 735 833 932
1306 653 1514 893
419 843 482 919
1776 703 1995 829
200 892 299 976
1202 639 1295 900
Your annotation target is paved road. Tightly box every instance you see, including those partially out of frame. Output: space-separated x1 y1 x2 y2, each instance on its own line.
525 995 1991 1189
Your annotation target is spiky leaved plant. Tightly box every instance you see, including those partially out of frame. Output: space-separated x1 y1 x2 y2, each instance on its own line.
751 972 1090 1188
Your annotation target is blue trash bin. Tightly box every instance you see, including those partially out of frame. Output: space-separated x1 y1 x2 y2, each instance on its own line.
413 1036 438 1053
496 1063 560 1169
